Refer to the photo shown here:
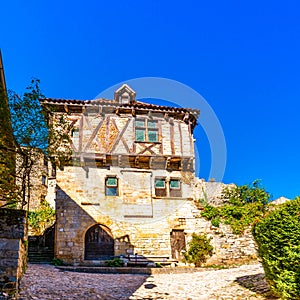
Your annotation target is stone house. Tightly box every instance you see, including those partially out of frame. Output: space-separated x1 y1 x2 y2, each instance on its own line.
40 84 203 264
40 84 257 266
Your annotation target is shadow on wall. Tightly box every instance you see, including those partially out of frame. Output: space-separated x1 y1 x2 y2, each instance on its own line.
55 185 139 263
28 224 55 263
54 186 155 299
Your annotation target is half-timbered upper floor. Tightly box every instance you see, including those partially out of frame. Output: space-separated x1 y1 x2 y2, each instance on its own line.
40 84 199 172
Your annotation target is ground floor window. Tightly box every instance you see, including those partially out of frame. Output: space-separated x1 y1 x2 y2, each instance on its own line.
155 178 167 197
155 177 182 197
105 176 118 196
170 179 182 197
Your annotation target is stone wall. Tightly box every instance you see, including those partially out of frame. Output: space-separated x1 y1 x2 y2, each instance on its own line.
185 217 257 266
54 176 258 266
0 209 27 297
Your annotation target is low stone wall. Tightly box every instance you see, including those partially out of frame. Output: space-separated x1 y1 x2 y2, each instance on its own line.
0 209 27 297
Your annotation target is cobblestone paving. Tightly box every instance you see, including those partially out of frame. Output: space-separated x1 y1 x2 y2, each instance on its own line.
19 263 277 300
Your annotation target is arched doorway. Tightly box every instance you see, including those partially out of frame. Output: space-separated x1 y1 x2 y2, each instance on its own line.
84 224 114 260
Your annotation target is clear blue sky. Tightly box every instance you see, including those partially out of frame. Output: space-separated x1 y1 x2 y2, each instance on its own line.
1 0 300 200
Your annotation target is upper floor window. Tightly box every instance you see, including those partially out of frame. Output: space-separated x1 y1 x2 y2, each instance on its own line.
135 119 158 142
105 176 118 196
72 128 79 138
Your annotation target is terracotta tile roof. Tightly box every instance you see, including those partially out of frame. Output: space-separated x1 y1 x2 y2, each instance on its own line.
40 97 200 116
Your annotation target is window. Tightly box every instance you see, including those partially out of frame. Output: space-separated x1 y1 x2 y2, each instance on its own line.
155 178 182 197
155 178 167 197
178 218 186 226
42 175 47 186
72 128 79 138
135 119 158 142
170 179 182 197
170 179 180 189
120 91 130 104
105 176 118 196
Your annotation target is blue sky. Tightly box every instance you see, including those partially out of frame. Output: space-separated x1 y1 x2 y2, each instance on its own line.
1 0 300 199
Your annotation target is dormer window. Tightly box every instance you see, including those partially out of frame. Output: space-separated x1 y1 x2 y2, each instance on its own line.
114 84 136 104
119 91 130 104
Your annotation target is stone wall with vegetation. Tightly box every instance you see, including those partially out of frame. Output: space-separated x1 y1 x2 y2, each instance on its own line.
179 201 258 266
188 219 257 265
0 208 27 297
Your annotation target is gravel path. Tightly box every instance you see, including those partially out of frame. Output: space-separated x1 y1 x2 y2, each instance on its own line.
19 263 276 300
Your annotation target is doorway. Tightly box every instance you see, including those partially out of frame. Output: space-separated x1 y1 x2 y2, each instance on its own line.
170 229 186 260
84 224 114 260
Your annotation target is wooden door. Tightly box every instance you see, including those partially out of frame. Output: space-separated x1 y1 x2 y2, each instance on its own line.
170 230 186 260
85 224 114 260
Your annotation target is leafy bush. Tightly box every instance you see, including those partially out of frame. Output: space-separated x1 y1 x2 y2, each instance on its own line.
252 197 300 299
106 258 124 267
201 180 269 234
28 200 55 234
184 233 213 267
222 179 269 206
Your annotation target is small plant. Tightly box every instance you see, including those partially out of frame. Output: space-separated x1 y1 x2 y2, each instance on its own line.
155 262 162 268
51 258 64 266
211 216 221 227
184 233 213 267
106 258 124 267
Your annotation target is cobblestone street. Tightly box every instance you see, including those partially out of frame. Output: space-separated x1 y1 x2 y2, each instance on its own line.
18 263 277 299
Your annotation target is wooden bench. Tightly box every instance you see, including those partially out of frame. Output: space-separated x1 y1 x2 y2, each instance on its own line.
126 255 177 267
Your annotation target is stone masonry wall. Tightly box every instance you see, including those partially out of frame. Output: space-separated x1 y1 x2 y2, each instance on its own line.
185 216 257 266
0 209 27 297
55 176 257 266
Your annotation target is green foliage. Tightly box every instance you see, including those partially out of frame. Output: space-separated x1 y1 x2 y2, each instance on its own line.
201 205 219 220
106 258 124 267
51 258 64 266
3 79 72 209
184 233 213 267
211 216 221 227
222 179 269 206
8 79 47 150
252 197 300 299
198 186 208 206
201 181 270 234
28 200 55 235
0 81 19 206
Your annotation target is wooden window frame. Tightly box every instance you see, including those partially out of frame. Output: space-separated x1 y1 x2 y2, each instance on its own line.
169 178 182 197
154 178 182 198
105 176 119 196
155 177 167 197
135 118 159 142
